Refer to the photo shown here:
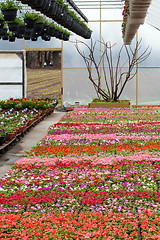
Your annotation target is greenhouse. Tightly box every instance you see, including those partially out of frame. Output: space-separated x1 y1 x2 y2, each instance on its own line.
0 0 160 239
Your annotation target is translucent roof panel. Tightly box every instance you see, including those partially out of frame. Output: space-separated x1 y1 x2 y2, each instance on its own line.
145 0 160 31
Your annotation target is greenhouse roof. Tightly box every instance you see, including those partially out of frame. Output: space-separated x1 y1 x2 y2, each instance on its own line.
145 0 160 31
72 0 124 9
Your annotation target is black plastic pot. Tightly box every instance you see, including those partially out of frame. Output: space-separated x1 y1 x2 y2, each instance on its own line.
42 25 50 35
1 9 17 21
31 36 38 41
24 19 36 29
41 34 51 41
48 1 59 18
0 28 7 37
28 0 39 7
56 31 63 40
65 14 73 29
2 34 9 40
9 35 16 42
69 19 78 32
84 29 92 39
8 22 19 32
16 33 23 39
16 25 25 39
20 0 29 4
0 136 6 146
0 20 5 29
24 28 33 40
63 33 70 41
34 22 44 35
17 25 25 35
50 28 58 37
53 4 64 22
34 0 45 11
40 0 51 13
56 8 68 25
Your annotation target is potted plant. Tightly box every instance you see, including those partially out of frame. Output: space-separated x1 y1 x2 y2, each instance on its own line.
15 18 25 38
63 29 70 41
1 25 9 40
8 31 16 42
7 17 21 32
35 0 51 13
0 129 7 146
34 14 44 35
0 0 22 21
75 39 151 108
22 11 39 29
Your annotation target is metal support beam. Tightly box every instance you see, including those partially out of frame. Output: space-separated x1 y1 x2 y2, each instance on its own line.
66 0 88 22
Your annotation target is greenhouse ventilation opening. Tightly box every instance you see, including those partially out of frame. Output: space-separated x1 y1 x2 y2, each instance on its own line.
0 51 26 100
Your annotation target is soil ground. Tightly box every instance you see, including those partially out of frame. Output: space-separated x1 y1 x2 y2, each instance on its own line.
26 69 61 100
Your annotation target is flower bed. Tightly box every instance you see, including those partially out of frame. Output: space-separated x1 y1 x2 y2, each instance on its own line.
0 106 160 239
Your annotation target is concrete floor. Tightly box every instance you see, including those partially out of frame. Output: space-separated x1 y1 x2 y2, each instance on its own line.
0 111 65 178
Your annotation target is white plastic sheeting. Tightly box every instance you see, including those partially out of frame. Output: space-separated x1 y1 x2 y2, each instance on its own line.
63 1 160 106
0 52 26 100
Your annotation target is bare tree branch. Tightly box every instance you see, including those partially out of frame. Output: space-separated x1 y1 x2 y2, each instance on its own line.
75 39 151 102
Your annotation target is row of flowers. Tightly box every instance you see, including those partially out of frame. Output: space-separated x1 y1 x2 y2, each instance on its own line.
0 106 160 238
0 211 159 239
0 98 57 109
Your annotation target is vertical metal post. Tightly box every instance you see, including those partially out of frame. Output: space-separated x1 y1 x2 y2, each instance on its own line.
61 40 64 107
24 40 26 98
22 51 25 98
99 0 102 99
136 32 138 106
24 39 26 50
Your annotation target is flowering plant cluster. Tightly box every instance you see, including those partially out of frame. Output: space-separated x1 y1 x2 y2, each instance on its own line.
0 108 39 133
0 97 57 109
0 106 160 239
0 0 21 10
122 0 129 38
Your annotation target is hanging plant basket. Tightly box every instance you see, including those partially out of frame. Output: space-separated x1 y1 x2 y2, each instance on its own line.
27 0 39 8
63 33 70 41
39 0 51 13
34 22 44 35
50 28 58 37
34 0 46 11
42 24 50 34
9 35 16 42
0 28 7 37
46 1 59 17
7 22 19 32
1 9 17 21
55 7 68 25
24 18 36 29
123 0 152 45
31 36 38 41
2 34 9 40
63 13 73 29
24 28 33 40
41 34 51 41
56 31 63 40
16 33 23 39
17 25 25 35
